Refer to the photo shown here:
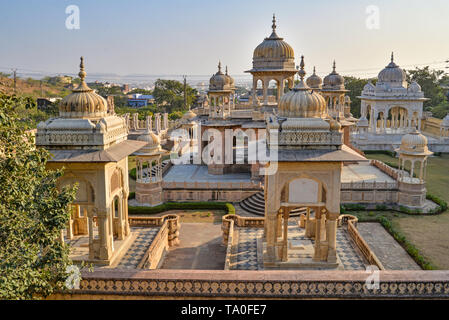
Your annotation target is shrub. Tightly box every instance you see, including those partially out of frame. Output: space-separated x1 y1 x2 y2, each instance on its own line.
364 150 396 157
375 204 387 211
378 216 436 270
342 203 366 211
426 193 448 213
129 168 136 180
129 202 235 215
129 192 135 199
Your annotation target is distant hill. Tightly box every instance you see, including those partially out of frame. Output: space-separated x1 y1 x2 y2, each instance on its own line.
0 75 71 99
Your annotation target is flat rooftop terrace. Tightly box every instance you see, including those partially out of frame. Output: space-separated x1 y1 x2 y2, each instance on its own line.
341 162 395 184
164 164 251 183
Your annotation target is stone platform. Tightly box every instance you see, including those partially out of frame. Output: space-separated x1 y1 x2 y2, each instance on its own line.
230 221 367 271
164 164 251 183
341 162 395 183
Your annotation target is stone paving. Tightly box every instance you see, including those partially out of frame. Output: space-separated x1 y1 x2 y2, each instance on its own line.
115 227 160 269
357 222 421 270
164 164 251 183
231 221 367 270
341 162 395 183
160 223 226 270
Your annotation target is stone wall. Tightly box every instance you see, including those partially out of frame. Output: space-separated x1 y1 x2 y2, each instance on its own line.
128 215 180 269
163 181 263 202
50 269 449 299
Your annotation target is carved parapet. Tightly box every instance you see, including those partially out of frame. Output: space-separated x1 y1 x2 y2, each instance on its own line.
164 214 180 247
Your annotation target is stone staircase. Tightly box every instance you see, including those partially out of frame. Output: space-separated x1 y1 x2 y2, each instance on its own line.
145 160 171 178
239 191 307 217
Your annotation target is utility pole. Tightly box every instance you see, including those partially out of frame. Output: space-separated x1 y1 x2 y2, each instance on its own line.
183 75 188 110
12 68 17 93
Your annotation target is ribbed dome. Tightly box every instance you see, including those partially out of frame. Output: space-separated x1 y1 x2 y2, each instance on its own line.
408 81 422 93
323 61 345 90
378 52 406 87
253 36 294 60
363 81 375 92
399 130 432 155
306 67 322 89
137 129 161 155
183 109 196 120
278 56 326 118
59 57 108 119
209 62 232 91
252 15 295 70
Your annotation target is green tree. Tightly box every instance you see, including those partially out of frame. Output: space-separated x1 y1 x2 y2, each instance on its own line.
152 79 197 113
406 66 449 118
0 94 76 300
344 76 376 118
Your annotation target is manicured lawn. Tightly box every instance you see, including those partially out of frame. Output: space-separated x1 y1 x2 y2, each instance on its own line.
365 153 449 269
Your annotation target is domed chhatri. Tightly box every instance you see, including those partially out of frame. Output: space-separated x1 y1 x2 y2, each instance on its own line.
209 61 234 91
306 67 323 89
136 128 164 155
278 56 326 118
252 14 295 70
323 61 345 91
377 52 407 88
183 109 197 121
59 57 108 119
398 130 433 156
225 66 235 89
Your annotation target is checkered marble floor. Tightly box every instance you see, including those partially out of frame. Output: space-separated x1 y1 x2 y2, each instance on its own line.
233 228 263 270
336 228 366 270
231 221 367 271
115 227 160 269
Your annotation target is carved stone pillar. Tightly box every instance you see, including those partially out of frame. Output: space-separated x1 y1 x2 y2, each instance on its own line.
326 218 338 263
265 213 277 262
98 211 111 261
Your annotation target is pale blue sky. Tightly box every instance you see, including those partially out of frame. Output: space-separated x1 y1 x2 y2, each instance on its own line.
1 0 448 78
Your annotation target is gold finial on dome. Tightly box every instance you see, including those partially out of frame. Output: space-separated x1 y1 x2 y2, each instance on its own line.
298 55 306 81
218 61 222 73
332 60 336 72
272 13 276 32
391 51 394 63
79 56 86 81
225 65 228 75
59 57 108 118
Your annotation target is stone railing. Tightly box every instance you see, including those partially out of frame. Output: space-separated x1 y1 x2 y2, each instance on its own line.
371 159 399 180
341 180 398 190
223 219 234 270
55 269 449 299
222 214 264 245
230 110 253 118
163 181 263 190
137 220 169 269
340 215 385 270
129 214 180 269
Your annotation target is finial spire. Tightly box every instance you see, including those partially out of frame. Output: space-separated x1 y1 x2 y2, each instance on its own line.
225 65 228 75
272 13 276 32
391 51 394 62
218 61 222 73
313 66 316 74
298 55 306 81
332 60 336 72
79 56 86 82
